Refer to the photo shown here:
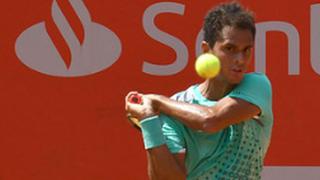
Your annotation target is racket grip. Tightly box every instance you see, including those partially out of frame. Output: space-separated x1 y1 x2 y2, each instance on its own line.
129 94 142 104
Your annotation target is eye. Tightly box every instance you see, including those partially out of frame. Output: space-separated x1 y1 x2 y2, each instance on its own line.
244 47 252 55
225 45 236 52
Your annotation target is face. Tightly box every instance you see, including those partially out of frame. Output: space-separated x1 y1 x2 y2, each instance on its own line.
204 26 254 84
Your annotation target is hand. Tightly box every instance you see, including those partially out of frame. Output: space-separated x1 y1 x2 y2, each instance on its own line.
125 92 158 121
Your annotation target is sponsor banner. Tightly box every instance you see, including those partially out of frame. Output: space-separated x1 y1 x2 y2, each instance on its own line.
0 0 319 179
262 166 320 180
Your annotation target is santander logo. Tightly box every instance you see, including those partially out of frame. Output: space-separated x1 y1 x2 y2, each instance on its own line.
15 0 122 77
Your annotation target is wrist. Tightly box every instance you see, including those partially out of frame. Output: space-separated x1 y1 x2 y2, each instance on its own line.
140 109 157 120
140 116 165 149
148 94 163 113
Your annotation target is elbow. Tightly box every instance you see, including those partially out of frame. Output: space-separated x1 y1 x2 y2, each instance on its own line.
167 174 186 180
148 164 186 180
149 172 186 180
200 115 221 133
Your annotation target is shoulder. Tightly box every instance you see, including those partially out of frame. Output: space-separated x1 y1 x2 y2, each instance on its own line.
228 72 273 115
170 84 198 103
234 72 272 96
242 72 271 86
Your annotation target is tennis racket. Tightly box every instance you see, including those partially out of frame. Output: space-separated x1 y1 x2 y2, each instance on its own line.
127 94 142 130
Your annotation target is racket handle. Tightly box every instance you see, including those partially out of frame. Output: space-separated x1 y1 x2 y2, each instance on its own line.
129 94 142 104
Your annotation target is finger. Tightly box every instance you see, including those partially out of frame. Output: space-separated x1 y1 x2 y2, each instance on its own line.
126 102 143 117
125 91 138 102
125 91 139 111
130 94 143 104
127 92 145 106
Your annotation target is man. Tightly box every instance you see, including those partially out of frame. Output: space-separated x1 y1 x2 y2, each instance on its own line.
125 2 273 179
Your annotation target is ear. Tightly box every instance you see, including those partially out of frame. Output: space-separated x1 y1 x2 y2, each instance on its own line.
201 41 211 53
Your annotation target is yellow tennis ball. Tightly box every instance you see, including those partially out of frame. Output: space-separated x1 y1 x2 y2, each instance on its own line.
195 53 221 79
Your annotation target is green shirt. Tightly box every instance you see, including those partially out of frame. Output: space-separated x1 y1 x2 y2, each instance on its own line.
158 73 273 179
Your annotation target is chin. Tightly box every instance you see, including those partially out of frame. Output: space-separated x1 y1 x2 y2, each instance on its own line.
228 79 242 85
228 75 244 84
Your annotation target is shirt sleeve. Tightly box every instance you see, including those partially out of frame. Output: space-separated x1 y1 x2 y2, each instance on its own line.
228 73 272 118
159 113 186 154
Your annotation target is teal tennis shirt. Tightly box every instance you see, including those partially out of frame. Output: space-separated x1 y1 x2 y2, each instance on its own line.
152 73 273 179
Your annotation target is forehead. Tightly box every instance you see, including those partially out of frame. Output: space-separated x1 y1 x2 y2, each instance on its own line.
217 26 254 46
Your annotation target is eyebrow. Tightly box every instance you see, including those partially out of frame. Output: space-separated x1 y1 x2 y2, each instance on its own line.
223 42 253 49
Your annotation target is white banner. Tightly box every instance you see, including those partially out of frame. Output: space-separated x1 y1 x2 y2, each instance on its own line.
262 166 320 180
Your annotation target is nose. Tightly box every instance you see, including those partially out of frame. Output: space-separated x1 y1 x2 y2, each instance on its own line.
234 52 246 65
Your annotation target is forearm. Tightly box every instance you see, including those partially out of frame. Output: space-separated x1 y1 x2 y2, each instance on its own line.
147 152 158 180
151 95 261 133
153 95 216 131
147 145 186 180
140 116 186 179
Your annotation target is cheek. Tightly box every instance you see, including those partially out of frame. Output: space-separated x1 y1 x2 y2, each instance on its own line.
213 50 232 69
219 60 231 75
218 55 232 69
244 58 252 68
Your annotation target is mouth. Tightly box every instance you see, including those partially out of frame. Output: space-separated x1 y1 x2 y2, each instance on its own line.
231 67 244 74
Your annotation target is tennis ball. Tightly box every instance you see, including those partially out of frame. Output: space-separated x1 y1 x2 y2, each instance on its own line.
195 53 221 79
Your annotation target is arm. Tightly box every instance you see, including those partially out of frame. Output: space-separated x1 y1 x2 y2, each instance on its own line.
149 73 272 133
149 95 260 133
125 93 187 179
147 145 186 180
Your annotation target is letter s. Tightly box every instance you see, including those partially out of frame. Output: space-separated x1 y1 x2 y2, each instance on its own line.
311 4 320 75
142 2 188 76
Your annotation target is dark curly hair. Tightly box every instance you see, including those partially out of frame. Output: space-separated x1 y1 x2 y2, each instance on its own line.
203 1 256 48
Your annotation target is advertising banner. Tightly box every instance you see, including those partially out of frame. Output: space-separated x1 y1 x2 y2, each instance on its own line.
0 0 319 179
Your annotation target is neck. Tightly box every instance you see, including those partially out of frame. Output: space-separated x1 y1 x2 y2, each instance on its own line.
198 77 235 101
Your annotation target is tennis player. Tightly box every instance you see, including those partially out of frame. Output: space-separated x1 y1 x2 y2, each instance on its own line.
126 2 273 179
